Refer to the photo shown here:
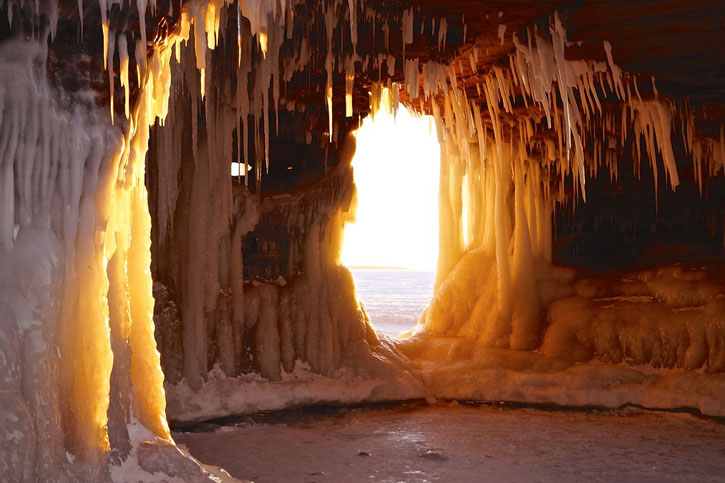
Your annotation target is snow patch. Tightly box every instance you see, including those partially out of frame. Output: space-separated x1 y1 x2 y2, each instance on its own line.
166 359 424 424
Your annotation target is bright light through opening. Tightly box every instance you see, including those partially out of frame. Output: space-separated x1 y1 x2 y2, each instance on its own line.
231 162 252 177
341 105 440 271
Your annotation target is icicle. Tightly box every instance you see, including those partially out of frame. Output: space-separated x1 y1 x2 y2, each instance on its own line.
200 67 205 99
134 37 145 84
437 17 447 52
402 8 414 45
100 0 109 70
345 57 354 118
603 41 624 100
387 55 395 77
237 7 242 67
118 34 130 119
137 0 148 59
498 24 506 46
108 29 116 125
259 32 268 58
369 81 380 119
348 0 358 51
204 0 219 50
404 58 419 99
78 0 84 38
325 2 335 142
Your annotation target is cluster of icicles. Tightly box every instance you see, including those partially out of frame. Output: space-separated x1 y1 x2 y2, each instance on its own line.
7 0 723 203
375 13 724 206
366 13 725 347
0 30 171 483
88 0 460 191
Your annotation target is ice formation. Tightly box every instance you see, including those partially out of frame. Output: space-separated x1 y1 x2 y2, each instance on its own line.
386 14 725 357
1 0 724 480
391 14 725 416
0 0 304 478
144 8 426 408
0 28 173 483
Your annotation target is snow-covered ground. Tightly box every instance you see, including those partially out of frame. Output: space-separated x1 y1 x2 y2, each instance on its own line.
173 403 725 483
165 361 424 424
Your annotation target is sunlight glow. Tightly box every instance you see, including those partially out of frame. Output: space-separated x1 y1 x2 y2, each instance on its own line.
231 162 252 176
341 104 440 271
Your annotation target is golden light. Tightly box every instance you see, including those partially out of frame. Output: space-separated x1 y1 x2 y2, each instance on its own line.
341 103 440 270
231 162 252 176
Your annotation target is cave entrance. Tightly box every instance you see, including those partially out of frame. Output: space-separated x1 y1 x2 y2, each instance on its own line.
341 102 440 337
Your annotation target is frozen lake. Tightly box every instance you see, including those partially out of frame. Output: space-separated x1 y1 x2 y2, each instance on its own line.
174 403 725 483
350 270 435 337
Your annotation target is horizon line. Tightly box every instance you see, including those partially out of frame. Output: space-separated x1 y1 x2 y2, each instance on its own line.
346 265 436 271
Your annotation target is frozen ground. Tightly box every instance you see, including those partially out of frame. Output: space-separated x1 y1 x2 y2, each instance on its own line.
173 403 725 483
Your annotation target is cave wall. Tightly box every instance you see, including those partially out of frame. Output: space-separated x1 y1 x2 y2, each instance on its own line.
144 18 423 404
407 14 725 376
147 96 384 388
0 4 176 479
2 0 439 455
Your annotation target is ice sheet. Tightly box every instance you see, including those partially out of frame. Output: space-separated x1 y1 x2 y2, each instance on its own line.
174 403 725 483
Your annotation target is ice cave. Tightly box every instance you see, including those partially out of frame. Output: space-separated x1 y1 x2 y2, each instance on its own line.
1 0 724 481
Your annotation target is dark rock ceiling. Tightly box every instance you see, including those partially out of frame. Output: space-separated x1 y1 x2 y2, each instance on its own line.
3 0 724 129
368 0 724 111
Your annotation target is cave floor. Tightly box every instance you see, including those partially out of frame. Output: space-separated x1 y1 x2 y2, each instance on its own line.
173 402 725 483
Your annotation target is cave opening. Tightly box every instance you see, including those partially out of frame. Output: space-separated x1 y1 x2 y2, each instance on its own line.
341 98 440 336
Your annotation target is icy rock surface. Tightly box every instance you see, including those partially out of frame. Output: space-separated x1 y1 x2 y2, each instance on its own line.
400 263 725 417
161 135 425 424
166 358 423 424
155 130 425 424
0 34 169 480
420 257 725 372
109 421 242 483
543 264 725 371
1 5 208 479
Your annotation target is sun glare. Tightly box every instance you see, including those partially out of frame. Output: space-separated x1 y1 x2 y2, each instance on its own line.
341 104 440 271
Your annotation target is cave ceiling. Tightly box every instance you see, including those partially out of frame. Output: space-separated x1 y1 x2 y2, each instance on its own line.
15 0 722 124
3 0 723 198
